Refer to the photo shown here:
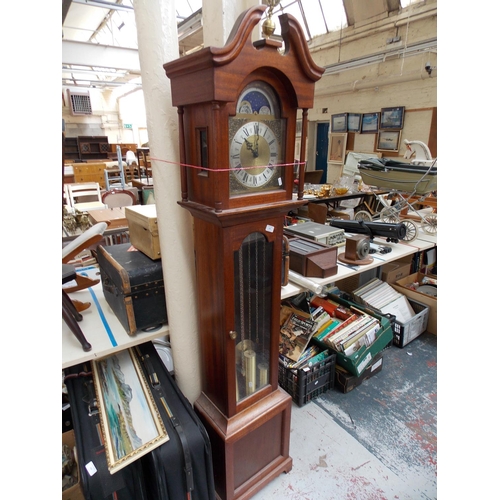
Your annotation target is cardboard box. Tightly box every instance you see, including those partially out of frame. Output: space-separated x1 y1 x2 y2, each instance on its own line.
335 352 383 393
125 204 161 260
392 272 437 335
62 430 85 500
381 255 413 284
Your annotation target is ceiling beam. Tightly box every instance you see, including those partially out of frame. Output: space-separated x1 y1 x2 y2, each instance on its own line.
62 39 141 72
62 0 72 24
71 0 134 12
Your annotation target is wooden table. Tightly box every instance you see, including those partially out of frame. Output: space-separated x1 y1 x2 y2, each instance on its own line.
306 189 387 210
88 208 128 229
131 178 154 189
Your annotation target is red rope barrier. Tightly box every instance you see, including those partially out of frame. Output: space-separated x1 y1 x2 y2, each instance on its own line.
149 156 304 172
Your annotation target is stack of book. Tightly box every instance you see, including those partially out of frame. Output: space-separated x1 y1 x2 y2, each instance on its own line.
310 296 381 356
352 278 415 323
279 295 383 362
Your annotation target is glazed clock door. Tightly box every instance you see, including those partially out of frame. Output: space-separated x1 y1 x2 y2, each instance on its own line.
233 231 274 404
229 80 286 197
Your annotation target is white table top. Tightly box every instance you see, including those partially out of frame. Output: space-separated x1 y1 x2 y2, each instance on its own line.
281 232 436 299
62 266 169 369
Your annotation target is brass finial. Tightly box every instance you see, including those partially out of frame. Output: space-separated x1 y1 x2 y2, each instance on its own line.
262 0 280 38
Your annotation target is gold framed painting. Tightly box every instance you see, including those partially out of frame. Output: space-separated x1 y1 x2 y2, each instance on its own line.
92 348 169 474
328 133 348 164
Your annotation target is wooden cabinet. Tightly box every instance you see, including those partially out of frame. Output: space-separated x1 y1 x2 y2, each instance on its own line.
78 136 110 160
110 143 137 156
64 137 80 162
64 136 111 162
72 162 106 188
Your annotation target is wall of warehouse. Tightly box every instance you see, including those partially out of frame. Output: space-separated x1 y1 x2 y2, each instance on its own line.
303 0 437 180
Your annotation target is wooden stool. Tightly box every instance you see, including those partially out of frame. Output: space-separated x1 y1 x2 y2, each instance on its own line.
62 264 92 352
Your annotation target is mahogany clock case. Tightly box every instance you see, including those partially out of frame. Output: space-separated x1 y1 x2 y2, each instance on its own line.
163 6 324 213
163 5 324 499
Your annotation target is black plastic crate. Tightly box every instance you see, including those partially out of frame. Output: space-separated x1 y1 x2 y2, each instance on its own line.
278 351 336 407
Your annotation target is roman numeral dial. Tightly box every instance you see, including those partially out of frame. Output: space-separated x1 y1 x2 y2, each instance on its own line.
229 121 280 189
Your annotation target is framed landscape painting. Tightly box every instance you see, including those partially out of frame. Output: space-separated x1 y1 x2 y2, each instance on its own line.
92 348 169 474
380 106 405 130
331 113 348 133
376 130 401 152
361 112 379 133
347 113 361 132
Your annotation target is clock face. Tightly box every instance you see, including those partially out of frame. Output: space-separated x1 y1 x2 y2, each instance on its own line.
230 120 280 189
229 81 285 196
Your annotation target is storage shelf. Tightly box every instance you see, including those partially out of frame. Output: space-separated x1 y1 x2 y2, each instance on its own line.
62 267 169 369
281 232 436 299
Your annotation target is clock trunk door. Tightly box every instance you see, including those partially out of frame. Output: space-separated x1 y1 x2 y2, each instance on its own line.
225 218 283 416
233 231 273 405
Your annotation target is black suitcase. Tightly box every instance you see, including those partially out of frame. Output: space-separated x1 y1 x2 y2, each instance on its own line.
64 362 150 500
96 243 168 335
134 341 216 500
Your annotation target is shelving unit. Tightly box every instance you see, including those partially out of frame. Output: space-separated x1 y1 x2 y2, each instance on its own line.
281 232 436 299
62 267 169 369
78 136 110 161
63 137 80 162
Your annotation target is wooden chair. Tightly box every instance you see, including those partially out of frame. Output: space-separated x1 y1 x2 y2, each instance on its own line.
101 188 136 208
62 222 108 294
304 170 324 184
65 182 106 211
63 264 92 352
308 203 328 224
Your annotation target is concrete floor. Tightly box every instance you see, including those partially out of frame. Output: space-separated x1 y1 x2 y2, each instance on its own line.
252 332 437 500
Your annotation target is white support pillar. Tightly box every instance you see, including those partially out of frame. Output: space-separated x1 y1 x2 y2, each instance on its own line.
134 0 200 404
132 0 263 404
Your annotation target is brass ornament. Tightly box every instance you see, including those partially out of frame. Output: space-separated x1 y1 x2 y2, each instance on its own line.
262 0 281 38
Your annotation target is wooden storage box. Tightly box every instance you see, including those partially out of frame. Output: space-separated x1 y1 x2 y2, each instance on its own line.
288 236 338 278
88 208 128 229
125 204 161 260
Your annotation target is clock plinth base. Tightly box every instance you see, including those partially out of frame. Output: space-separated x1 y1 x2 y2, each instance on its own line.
338 252 374 265
194 389 293 500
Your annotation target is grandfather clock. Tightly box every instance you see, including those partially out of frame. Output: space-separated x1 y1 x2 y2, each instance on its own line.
164 4 323 499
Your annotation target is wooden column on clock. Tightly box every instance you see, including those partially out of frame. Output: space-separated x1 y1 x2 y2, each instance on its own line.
164 5 324 500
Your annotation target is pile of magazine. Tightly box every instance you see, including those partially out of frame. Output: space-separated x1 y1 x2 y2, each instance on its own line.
352 278 415 323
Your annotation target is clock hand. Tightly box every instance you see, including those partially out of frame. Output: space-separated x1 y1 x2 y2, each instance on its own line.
244 137 257 156
253 123 260 157
244 136 259 158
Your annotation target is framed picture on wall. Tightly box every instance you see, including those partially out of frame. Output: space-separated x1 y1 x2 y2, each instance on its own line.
380 106 405 130
347 113 361 132
331 113 348 133
361 112 379 133
328 133 348 164
376 130 401 152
